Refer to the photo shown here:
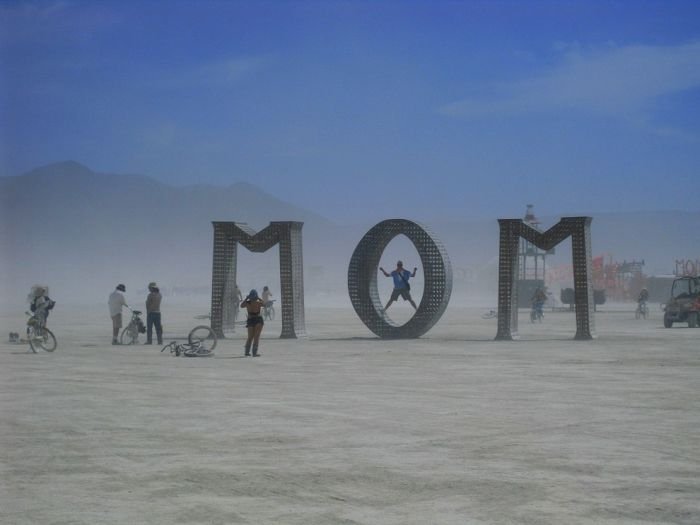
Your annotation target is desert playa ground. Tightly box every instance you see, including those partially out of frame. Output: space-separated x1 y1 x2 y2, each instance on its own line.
1 303 699 524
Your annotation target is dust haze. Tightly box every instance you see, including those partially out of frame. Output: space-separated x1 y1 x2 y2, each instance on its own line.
1 161 697 315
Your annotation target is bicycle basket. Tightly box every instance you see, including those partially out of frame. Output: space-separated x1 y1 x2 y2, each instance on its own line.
138 320 146 334
27 317 38 326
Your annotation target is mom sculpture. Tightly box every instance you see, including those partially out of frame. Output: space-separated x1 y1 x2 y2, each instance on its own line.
210 216 594 341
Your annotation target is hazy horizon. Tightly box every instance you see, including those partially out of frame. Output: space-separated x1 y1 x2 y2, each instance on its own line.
4 159 699 224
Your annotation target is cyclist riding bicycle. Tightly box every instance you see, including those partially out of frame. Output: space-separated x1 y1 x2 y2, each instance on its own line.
637 288 649 305
636 287 650 319
531 287 547 320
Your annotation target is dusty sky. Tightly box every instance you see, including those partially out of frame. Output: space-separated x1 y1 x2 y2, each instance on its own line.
2 0 700 221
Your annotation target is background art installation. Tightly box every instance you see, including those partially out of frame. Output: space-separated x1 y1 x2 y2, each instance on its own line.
348 219 453 338
496 216 595 340
211 221 305 339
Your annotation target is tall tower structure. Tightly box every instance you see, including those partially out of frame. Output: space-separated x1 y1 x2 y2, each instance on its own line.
517 204 552 306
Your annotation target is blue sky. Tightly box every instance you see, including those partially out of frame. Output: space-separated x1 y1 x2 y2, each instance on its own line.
2 0 700 222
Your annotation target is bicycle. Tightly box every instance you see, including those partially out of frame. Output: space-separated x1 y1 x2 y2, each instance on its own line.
161 325 217 357
263 300 276 321
121 308 146 345
161 340 214 357
25 311 57 353
635 301 649 320
187 325 217 351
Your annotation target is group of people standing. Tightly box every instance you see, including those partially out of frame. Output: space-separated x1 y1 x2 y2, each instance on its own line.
108 282 162 345
107 281 276 358
27 261 421 355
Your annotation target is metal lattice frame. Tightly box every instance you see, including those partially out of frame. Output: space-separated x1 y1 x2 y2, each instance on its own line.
211 221 305 339
347 219 452 338
496 217 595 341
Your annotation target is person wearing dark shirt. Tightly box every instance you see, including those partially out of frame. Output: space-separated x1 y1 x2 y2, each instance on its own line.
145 282 163 345
241 289 265 357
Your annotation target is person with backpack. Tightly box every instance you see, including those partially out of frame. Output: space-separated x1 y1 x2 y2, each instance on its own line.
379 260 418 311
29 285 55 325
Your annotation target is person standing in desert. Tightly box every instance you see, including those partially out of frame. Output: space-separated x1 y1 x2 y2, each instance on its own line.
240 289 265 357
379 260 418 310
145 282 163 345
108 284 128 345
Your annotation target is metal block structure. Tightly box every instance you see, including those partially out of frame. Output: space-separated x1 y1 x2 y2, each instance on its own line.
348 219 452 338
496 217 595 341
211 221 305 339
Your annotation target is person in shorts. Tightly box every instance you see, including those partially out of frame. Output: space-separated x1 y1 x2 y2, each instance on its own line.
262 285 273 308
240 289 265 357
108 284 128 345
379 260 418 310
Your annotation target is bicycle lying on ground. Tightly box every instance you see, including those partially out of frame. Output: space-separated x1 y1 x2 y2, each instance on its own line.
25 311 57 353
161 325 217 357
121 308 146 345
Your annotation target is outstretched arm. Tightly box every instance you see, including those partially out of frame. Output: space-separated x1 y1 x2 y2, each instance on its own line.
411 267 417 277
379 267 390 277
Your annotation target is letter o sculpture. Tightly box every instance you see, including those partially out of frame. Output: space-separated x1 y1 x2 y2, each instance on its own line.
348 219 453 338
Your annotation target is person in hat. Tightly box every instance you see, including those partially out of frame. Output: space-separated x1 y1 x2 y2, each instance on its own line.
145 282 163 345
379 260 418 311
29 285 56 325
108 284 128 345
26 286 56 344
240 289 265 357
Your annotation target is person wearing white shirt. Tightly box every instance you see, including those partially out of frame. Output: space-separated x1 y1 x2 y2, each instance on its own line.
108 284 128 345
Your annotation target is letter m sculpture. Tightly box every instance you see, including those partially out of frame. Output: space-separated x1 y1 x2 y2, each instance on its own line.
496 217 595 341
211 221 306 339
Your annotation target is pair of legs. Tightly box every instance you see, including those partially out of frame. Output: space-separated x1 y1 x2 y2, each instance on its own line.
385 288 417 310
245 318 264 356
146 312 163 344
111 313 122 344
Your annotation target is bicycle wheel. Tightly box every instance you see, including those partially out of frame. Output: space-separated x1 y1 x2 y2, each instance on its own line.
27 327 38 353
30 327 57 353
188 325 217 351
183 344 214 358
120 325 139 345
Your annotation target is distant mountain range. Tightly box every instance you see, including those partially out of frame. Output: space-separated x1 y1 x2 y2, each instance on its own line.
1 161 697 305
0 161 334 303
